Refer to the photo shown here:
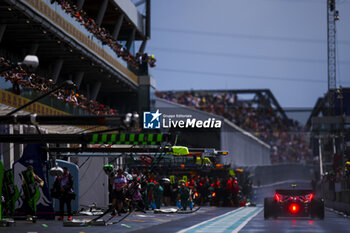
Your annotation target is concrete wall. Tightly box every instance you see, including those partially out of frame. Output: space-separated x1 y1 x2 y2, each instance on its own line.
253 163 317 186
221 119 270 167
78 157 109 208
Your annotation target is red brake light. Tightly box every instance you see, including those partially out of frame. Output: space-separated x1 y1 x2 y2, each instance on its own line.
275 193 282 202
289 204 299 213
305 193 314 201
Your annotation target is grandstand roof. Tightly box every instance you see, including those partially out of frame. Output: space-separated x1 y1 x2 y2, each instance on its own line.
81 0 148 40
306 87 350 127
0 0 141 94
160 89 288 120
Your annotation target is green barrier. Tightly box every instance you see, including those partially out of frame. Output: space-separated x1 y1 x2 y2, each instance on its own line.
3 170 19 217
0 161 4 220
170 146 189 155
90 133 165 145
21 169 40 217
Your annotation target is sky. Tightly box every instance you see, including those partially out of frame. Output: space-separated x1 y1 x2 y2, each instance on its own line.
141 0 350 108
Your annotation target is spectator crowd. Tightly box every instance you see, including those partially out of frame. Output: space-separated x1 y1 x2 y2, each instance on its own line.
0 57 117 116
51 0 156 69
156 91 314 164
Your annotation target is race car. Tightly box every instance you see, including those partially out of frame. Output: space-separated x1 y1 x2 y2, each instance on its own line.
264 188 324 219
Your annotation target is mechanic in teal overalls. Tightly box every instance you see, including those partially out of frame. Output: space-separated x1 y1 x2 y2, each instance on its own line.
153 182 163 209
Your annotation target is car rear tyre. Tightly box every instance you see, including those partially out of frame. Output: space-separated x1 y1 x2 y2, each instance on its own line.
264 197 276 219
264 198 270 219
311 198 324 220
317 200 325 220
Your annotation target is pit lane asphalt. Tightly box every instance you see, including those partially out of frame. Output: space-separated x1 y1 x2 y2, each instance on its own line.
0 207 233 233
239 209 350 233
133 207 350 233
1 207 349 233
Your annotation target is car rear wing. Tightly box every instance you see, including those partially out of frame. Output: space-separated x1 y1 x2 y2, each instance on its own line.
275 189 313 196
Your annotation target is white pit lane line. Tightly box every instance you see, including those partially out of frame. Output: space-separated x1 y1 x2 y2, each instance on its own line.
177 207 262 233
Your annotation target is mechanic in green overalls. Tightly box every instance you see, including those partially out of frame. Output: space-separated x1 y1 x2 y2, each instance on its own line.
22 165 44 222
178 182 190 210
153 182 163 209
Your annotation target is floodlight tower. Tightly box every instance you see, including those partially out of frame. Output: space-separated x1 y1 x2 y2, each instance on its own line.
327 0 339 115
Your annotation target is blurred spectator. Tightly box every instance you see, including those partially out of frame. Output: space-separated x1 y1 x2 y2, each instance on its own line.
0 57 118 116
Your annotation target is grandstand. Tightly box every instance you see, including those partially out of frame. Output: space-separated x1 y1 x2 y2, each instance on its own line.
156 89 314 164
0 0 154 115
0 0 154 208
